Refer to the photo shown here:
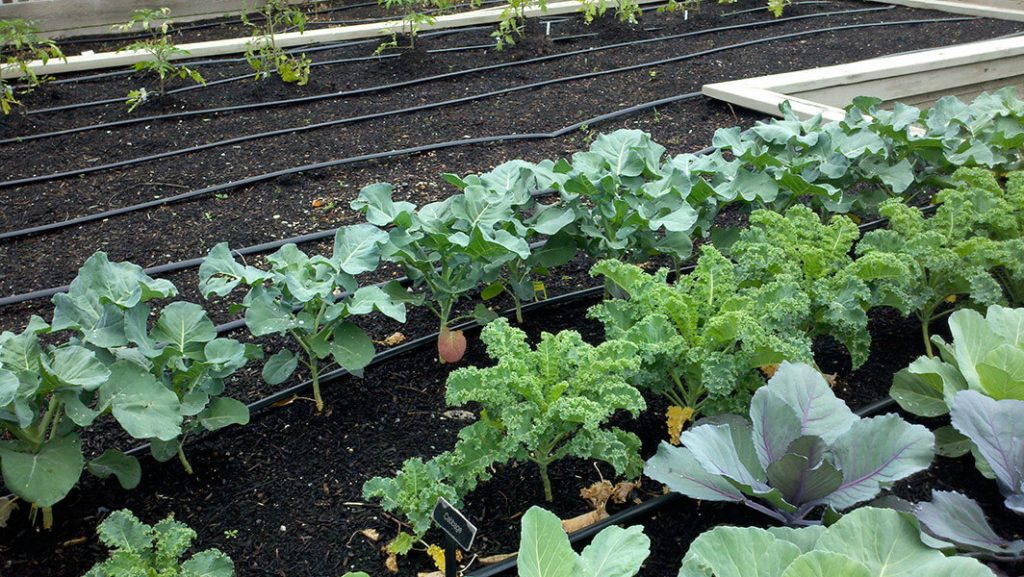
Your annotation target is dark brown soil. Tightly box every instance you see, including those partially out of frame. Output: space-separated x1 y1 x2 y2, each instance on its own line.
1 3 1023 576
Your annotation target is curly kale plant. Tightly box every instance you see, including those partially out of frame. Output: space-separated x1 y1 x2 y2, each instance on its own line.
53 253 258 475
590 247 813 421
646 362 934 525
857 168 1024 357
680 507 996 577
84 510 234 577
200 225 416 413
446 318 645 501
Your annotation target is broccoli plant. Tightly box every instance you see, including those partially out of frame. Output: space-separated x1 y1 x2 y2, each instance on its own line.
352 183 528 363
645 362 934 525
242 0 311 85
0 318 125 528
84 510 235 577
680 507 996 577
200 226 417 413
51 252 258 475
446 318 645 501
115 8 205 110
0 19 64 115
856 168 1024 357
517 506 650 577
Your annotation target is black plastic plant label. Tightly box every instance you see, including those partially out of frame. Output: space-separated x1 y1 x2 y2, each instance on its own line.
432 497 477 551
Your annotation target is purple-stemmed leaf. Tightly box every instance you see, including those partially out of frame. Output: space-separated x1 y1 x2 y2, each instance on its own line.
916 491 1024 556
950 390 1024 513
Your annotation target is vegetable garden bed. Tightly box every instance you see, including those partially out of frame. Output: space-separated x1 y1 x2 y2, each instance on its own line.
2 1 1024 577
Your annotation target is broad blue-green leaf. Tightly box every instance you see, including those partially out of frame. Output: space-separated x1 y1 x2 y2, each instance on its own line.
679 526 802 577
198 397 249 431
330 323 375 372
817 508 963 576
0 369 17 406
950 390 1024 512
891 363 955 418
244 286 295 336
779 551 870 577
579 524 650 577
0 434 83 507
761 362 856 445
151 302 217 353
766 436 842 508
827 415 934 510
644 442 746 503
348 285 407 323
101 361 182 442
977 345 1024 400
915 490 1024 556
204 338 248 375
44 345 110 391
198 242 270 297
517 507 577 577
333 224 389 275
87 449 141 489
262 349 298 385
680 421 767 490
351 183 415 227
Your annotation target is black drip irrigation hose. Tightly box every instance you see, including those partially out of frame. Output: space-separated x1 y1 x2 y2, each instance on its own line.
0 12 943 195
0 89 704 289
465 396 898 577
13 5 893 123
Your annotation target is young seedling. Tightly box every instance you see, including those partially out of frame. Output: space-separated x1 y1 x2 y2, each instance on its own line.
243 0 311 85
0 19 65 114
114 8 205 110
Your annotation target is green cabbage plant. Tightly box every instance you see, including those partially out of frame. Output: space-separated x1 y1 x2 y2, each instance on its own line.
517 506 649 577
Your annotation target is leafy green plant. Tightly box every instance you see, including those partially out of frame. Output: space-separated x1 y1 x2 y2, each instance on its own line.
891 305 1024 421
0 19 64 115
516 506 649 577
446 318 645 501
200 226 417 412
115 8 205 110
590 249 814 422
857 169 1024 358
243 0 311 85
679 507 996 577
84 510 235 577
949 390 1024 513
52 252 257 475
492 0 547 50
0 317 124 528
352 183 528 363
645 362 934 525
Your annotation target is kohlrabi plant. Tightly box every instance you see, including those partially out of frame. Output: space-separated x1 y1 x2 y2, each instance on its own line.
679 507 996 577
0 19 64 115
590 248 815 429
516 506 650 577
242 0 311 85
905 490 1024 562
84 510 235 577
856 169 1024 356
445 318 645 501
115 8 205 110
645 362 934 525
52 252 258 475
891 305 1024 423
0 317 126 528
200 226 417 413
352 183 526 363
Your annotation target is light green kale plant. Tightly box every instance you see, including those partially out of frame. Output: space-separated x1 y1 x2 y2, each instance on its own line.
84 510 235 577
445 318 645 501
856 168 1024 357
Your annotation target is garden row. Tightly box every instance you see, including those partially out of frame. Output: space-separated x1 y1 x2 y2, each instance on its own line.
3 87 1024 575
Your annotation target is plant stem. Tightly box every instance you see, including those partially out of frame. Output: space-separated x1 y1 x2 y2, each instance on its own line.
177 444 194 476
309 357 323 413
42 506 53 530
921 317 934 358
512 293 524 324
537 460 553 502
